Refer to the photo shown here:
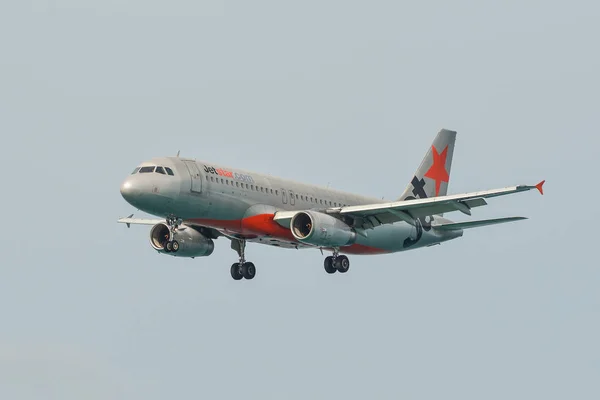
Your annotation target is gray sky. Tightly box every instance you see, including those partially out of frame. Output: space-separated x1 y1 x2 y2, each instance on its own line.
1 1 598 399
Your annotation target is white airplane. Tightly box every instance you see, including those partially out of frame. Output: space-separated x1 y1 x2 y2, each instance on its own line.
118 129 544 280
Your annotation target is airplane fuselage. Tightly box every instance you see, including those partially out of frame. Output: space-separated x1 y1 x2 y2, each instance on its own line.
120 156 462 255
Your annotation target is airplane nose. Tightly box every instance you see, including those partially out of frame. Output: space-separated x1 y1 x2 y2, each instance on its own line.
120 174 174 211
120 179 140 203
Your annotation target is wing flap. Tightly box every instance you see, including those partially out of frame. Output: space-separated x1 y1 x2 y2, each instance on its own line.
432 216 527 231
462 197 488 208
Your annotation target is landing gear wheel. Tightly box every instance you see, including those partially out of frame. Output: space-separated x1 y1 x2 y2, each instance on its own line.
164 241 172 252
324 256 336 274
231 239 256 280
242 262 256 280
335 255 350 273
230 263 243 280
171 240 179 252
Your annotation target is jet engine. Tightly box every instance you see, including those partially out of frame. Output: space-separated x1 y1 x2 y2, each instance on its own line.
150 223 214 257
290 211 357 247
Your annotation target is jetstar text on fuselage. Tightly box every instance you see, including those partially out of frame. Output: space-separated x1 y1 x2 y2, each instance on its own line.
203 165 255 184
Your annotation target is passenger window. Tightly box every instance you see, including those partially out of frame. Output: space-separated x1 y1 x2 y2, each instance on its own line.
275 190 279 195
251 185 254 190
320 199 323 204
221 178 224 184
296 194 299 199
131 167 140 174
261 187 264 192
155 166 166 174
246 183 249 189
165 167 174 176
270 188 273 194
139 166 155 173
301 195 304 200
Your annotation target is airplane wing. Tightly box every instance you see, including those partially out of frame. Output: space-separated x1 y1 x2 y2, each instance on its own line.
333 180 544 229
117 214 224 240
117 215 165 228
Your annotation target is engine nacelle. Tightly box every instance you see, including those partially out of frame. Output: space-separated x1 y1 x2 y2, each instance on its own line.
290 211 356 247
150 223 214 258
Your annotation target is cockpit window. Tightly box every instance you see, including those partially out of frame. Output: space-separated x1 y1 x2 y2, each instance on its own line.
155 166 166 174
131 167 140 174
165 167 174 176
139 166 155 173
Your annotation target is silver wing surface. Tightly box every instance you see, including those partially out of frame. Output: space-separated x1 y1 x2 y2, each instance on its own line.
332 181 544 229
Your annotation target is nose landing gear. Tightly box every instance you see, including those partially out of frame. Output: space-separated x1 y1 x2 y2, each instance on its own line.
163 239 179 253
230 239 256 280
162 215 183 253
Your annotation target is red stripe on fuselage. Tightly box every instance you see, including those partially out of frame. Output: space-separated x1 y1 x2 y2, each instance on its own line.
241 213 296 241
190 214 295 241
187 213 390 255
188 213 293 240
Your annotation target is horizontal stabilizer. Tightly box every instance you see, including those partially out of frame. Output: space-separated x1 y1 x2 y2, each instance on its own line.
432 216 527 231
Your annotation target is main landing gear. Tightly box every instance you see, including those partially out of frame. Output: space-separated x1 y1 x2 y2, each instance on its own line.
230 239 256 281
323 249 350 274
162 215 183 254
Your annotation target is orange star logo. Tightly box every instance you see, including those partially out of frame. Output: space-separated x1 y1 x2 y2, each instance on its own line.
424 145 449 197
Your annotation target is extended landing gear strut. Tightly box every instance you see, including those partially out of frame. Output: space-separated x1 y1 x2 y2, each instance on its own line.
230 239 256 280
163 215 183 253
323 248 350 274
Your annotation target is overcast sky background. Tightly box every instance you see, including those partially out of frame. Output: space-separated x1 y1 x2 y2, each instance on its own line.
1 1 598 399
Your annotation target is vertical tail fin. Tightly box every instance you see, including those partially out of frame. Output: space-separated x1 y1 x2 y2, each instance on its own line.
398 129 457 201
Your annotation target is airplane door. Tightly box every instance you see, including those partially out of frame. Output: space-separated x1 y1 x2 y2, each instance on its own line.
281 188 287 204
289 190 295 206
183 161 202 193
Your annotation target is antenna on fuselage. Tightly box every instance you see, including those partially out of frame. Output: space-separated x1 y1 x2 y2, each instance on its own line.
176 150 180 157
